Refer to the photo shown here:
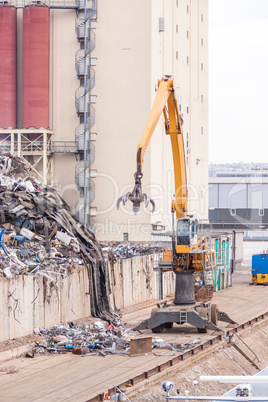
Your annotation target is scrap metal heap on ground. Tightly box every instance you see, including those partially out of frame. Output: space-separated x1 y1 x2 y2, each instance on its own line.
27 321 202 357
0 154 117 323
105 243 164 260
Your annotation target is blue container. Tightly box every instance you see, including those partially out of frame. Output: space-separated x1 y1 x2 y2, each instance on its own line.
251 253 268 284
252 254 268 274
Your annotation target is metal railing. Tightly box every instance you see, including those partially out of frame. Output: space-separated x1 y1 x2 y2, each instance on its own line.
75 107 95 149
0 138 80 154
0 138 50 153
0 0 78 8
50 141 78 153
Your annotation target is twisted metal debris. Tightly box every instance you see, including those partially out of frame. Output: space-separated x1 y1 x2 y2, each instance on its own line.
0 154 117 323
31 321 132 357
26 322 202 358
106 243 164 260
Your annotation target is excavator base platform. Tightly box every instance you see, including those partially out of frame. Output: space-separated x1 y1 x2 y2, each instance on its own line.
134 301 237 334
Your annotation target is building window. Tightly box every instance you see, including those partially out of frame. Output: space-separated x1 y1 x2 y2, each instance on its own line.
90 208 97 216
159 17 165 32
176 24 178 33
201 63 204 71
176 51 178 60
201 126 203 135
123 233 129 241
230 209 236 216
259 208 264 216
186 132 189 148
187 56 189 64
187 5 189 14
201 14 203 22
187 106 189 114
90 58 97 66
201 38 203 47
90 169 97 178
187 30 189 39
90 20 97 29
201 95 203 103
176 0 178 7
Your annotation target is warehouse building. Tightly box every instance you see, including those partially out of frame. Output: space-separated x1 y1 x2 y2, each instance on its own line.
209 171 268 239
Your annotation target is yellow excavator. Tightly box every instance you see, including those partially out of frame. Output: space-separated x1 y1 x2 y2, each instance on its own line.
117 76 235 333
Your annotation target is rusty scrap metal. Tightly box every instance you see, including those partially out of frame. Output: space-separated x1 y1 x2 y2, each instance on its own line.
130 336 152 355
106 243 164 260
0 154 117 323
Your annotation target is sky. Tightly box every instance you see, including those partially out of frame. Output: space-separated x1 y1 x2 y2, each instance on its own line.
209 0 268 164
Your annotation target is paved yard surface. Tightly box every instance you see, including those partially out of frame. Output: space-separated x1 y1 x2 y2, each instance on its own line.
0 242 267 401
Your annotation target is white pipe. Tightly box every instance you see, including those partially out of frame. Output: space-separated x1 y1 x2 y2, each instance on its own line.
200 375 268 383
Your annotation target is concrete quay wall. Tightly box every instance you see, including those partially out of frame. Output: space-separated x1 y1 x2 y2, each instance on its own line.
0 254 175 342
109 254 175 309
0 265 91 342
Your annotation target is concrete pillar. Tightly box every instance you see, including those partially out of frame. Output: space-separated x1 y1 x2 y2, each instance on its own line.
43 131 47 185
17 132 21 156
10 132 14 154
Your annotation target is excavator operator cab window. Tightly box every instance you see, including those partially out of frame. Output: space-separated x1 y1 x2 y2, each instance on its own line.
191 220 195 239
190 218 198 245
177 218 190 245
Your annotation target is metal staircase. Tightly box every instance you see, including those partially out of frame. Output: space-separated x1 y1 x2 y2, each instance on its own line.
74 0 97 230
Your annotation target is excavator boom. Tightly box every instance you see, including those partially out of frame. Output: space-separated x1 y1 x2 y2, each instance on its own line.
117 76 187 218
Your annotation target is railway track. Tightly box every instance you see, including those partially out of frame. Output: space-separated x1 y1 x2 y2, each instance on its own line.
91 311 268 402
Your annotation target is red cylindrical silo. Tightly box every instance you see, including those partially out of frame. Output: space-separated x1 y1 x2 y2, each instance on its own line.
23 6 49 129
0 7 17 130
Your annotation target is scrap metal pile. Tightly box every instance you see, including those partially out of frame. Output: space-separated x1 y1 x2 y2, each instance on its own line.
107 243 164 259
31 321 130 357
27 322 201 357
0 154 117 322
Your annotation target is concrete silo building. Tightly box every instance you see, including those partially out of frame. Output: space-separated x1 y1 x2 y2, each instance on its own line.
0 0 208 241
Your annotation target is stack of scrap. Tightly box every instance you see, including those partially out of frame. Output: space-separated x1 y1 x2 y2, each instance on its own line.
152 337 201 353
106 243 164 259
27 322 202 357
30 321 133 356
0 154 117 323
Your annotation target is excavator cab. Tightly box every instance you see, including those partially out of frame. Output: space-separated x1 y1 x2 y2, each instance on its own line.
177 217 198 246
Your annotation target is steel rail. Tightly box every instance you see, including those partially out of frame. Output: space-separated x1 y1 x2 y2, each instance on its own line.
91 311 268 402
